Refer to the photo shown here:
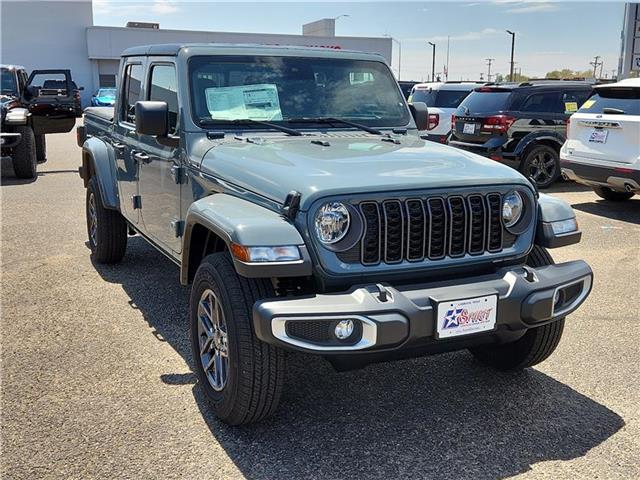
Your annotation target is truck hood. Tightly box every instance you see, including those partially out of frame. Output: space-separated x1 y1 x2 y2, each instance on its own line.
199 133 529 209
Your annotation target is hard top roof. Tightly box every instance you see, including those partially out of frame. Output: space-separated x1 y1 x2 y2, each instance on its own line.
121 43 386 61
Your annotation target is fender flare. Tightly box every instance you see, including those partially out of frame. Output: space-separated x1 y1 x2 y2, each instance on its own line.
80 137 120 210
513 131 565 159
181 193 311 284
4 107 30 125
535 193 581 248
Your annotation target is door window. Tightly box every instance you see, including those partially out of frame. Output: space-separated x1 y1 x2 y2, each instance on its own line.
121 64 143 124
148 64 179 135
520 91 563 113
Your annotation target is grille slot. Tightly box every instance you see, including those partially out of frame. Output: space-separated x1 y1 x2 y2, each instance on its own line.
467 195 486 254
486 193 503 252
356 192 504 265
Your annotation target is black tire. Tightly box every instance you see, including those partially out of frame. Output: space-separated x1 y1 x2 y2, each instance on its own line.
469 245 565 371
86 177 127 263
593 186 634 202
521 144 560 189
11 125 37 179
190 252 285 425
35 134 47 163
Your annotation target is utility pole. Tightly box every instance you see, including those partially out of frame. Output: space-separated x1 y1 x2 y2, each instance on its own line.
506 30 516 82
590 55 602 79
428 42 436 82
485 58 495 82
445 36 450 81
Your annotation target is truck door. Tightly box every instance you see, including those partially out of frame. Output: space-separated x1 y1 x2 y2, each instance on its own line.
114 61 145 224
138 62 182 253
24 69 77 134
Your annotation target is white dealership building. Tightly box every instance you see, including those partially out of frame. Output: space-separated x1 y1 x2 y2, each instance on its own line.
1 1 392 106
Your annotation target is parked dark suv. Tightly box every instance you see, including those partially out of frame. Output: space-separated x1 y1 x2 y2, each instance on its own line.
448 81 593 188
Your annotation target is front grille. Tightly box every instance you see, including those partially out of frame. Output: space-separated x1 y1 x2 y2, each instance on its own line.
286 321 332 343
357 193 504 266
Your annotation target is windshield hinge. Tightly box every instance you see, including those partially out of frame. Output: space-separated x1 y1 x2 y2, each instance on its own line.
170 164 187 185
282 190 301 220
171 219 184 238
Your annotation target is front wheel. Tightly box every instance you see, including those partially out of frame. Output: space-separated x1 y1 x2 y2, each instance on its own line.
190 252 285 425
11 125 37 179
469 245 565 371
521 144 560 189
593 186 634 201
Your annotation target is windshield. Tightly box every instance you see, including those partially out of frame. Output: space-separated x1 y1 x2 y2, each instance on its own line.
97 88 116 99
410 88 472 108
189 55 410 128
1 68 18 95
578 89 640 116
455 90 512 115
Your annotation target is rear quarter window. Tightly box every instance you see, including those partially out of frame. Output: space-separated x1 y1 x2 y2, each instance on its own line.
578 89 640 115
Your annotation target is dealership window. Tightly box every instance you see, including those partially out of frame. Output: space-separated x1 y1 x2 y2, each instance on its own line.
99 74 116 88
121 64 143 124
148 64 179 135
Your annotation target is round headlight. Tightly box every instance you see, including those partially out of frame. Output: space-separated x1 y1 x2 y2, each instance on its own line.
314 202 350 244
502 191 524 228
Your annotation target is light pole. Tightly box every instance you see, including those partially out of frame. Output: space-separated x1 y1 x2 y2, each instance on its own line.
383 34 402 80
333 14 349 34
428 41 436 82
506 30 516 82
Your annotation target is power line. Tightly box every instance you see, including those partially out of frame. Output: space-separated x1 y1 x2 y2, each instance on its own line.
589 55 602 79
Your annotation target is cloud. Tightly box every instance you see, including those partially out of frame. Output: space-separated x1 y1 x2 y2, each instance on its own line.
429 28 500 42
507 3 560 14
93 0 180 16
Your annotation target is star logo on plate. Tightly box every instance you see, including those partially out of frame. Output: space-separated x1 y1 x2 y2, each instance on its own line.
443 307 464 329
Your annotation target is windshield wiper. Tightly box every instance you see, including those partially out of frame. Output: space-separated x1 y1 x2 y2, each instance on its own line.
199 118 302 136
285 117 383 135
602 107 625 115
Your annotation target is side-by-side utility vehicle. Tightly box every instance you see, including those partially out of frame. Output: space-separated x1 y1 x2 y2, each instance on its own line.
78 44 593 425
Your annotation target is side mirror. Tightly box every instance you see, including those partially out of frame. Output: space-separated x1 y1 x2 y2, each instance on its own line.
409 101 429 131
135 101 168 137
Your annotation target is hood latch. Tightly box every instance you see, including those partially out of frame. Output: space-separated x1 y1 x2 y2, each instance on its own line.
282 190 301 220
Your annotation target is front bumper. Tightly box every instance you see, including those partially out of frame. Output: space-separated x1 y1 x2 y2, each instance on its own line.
561 159 640 193
0 132 22 149
254 260 593 355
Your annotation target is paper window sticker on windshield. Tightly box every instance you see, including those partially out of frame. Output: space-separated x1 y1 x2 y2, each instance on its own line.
581 99 596 110
565 102 578 113
205 84 282 121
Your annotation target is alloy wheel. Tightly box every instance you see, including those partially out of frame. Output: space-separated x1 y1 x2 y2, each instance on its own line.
527 152 557 186
197 288 229 392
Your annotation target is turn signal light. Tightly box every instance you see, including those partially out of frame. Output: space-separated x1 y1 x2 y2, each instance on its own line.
230 243 301 263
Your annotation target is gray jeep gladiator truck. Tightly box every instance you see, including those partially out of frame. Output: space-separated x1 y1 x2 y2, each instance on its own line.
2 65 79 178
77 44 593 425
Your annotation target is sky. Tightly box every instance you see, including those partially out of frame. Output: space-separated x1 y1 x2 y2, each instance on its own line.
93 0 626 81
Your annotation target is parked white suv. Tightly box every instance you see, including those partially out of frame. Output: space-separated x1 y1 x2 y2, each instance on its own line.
561 78 640 201
408 82 481 143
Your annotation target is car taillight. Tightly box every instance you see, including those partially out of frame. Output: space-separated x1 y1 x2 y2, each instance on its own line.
427 113 439 131
565 117 571 137
480 115 515 134
451 114 456 129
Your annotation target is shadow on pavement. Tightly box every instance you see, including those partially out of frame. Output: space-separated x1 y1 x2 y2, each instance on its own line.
95 236 624 480
545 180 592 194
572 198 640 225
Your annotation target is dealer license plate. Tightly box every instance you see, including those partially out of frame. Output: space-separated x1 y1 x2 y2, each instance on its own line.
588 129 608 144
463 123 476 135
436 295 497 339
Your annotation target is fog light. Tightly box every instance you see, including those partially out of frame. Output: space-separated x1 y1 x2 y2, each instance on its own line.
334 319 354 340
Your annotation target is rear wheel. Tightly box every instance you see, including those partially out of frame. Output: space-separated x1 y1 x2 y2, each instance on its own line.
593 186 634 201
190 252 285 425
469 245 565 371
35 134 47 163
521 144 560 189
11 125 37 179
86 177 127 263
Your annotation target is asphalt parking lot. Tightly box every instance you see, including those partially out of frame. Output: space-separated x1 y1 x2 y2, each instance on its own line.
2 126 639 480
